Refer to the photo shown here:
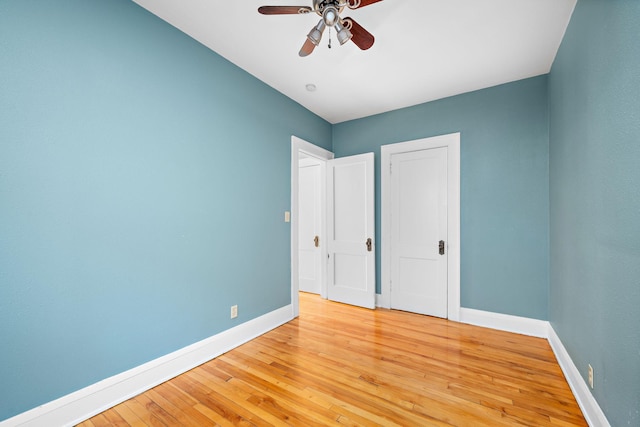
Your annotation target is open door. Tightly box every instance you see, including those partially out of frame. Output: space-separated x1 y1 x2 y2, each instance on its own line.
298 156 323 294
326 153 375 309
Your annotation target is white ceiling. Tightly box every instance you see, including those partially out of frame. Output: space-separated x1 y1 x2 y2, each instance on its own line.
132 0 576 124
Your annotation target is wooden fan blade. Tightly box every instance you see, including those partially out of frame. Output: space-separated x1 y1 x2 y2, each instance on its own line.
299 38 316 57
349 0 383 9
344 17 375 50
258 6 312 15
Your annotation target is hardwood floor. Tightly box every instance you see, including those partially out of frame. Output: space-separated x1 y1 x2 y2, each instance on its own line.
78 293 587 426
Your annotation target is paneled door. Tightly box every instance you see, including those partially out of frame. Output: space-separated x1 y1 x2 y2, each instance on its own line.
326 153 375 309
390 147 448 317
298 158 322 294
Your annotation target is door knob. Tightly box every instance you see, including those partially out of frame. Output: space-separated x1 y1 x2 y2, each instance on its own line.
439 240 445 255
366 238 372 252
314 235 319 247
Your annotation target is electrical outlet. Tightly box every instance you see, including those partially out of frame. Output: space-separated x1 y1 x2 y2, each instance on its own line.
230 305 238 319
588 364 594 389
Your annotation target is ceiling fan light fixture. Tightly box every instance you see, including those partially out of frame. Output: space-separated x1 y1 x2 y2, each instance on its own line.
322 6 339 26
334 21 353 45
307 20 326 46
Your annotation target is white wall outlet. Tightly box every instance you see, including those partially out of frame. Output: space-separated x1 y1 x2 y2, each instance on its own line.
588 364 594 389
230 305 238 319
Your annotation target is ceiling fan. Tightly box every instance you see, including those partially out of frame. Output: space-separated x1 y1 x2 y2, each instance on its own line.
258 0 382 57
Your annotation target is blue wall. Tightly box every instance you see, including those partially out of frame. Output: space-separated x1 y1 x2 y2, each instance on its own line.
0 0 331 420
333 76 550 320
548 0 640 425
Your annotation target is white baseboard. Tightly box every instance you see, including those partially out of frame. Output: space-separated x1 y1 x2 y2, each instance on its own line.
458 307 549 338
1 305 294 427
547 325 611 427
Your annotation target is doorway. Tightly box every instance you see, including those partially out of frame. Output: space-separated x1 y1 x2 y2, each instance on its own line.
291 136 333 317
291 136 376 316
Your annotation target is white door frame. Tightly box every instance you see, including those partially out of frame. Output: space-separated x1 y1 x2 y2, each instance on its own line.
380 133 461 321
291 136 334 317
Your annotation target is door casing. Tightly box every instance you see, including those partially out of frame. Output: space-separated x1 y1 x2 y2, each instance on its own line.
380 133 461 321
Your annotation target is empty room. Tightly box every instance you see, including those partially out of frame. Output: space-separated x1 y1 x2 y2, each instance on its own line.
1 0 638 426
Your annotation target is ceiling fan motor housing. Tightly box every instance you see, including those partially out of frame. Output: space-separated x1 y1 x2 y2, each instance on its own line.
313 0 346 18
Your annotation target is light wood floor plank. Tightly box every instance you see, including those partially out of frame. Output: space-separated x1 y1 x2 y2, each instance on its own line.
112 403 149 427
78 292 586 426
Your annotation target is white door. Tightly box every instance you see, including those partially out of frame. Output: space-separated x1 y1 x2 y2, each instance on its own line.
327 153 375 309
298 158 322 294
390 148 448 317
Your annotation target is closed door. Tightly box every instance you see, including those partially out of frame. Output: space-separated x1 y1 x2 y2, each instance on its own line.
298 159 322 294
390 147 448 317
327 153 375 309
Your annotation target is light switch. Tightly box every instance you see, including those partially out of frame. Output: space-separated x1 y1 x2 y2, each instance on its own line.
284 211 291 222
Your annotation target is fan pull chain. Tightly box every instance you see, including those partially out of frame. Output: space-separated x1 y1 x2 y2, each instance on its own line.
328 27 332 49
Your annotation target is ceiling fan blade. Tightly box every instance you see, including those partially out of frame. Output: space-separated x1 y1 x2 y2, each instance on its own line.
258 6 312 15
343 17 375 50
299 39 316 57
348 0 383 9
